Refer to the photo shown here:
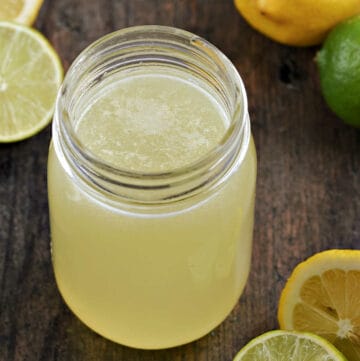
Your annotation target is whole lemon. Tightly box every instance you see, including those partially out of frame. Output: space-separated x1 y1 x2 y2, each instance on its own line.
317 16 360 127
234 0 360 46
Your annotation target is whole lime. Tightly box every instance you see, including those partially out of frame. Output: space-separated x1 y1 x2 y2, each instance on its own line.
317 15 360 127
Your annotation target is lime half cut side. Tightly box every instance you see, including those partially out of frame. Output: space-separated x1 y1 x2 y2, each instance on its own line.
0 21 63 142
233 330 348 361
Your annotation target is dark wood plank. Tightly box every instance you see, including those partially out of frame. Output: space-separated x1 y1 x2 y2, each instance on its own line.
0 0 359 360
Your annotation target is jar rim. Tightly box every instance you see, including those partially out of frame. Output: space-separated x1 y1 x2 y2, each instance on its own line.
54 25 250 204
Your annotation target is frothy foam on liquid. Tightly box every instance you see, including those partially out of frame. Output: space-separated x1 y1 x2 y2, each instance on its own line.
76 73 229 173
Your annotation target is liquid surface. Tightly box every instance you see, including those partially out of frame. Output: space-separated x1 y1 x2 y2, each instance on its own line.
76 74 228 172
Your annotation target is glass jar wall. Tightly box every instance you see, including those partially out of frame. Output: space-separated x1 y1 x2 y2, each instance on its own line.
48 26 257 349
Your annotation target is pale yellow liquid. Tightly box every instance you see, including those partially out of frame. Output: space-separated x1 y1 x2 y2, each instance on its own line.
48 72 257 349
76 74 228 172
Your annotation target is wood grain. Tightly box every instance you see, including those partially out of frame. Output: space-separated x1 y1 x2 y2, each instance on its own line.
0 0 359 360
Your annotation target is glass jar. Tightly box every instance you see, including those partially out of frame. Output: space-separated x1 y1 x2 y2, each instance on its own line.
48 25 257 349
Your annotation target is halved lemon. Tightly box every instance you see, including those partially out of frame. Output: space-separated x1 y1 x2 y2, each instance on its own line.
233 330 347 361
278 249 360 361
0 0 43 25
0 21 63 142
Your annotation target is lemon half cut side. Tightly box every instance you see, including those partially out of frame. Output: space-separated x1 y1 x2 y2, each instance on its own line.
0 0 44 25
278 249 360 361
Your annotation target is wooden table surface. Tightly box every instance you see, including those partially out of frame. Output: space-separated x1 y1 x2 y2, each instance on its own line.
0 1 359 360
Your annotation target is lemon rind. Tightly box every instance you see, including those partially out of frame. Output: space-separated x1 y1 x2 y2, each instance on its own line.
278 249 360 329
13 0 44 26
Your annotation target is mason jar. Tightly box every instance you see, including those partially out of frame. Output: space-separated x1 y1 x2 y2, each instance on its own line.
48 25 257 349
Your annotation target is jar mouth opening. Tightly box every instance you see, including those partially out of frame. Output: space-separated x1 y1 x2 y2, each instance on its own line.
56 25 248 182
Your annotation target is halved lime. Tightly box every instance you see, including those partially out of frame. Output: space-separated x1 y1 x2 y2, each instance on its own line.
0 21 63 142
233 330 348 361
